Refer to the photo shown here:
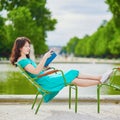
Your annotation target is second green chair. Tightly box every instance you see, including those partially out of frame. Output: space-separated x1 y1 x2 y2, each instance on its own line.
97 68 120 113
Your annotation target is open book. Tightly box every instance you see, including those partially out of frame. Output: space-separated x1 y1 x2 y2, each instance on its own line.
44 52 57 67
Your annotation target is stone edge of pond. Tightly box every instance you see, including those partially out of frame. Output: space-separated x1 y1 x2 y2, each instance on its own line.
0 95 120 103
0 59 120 64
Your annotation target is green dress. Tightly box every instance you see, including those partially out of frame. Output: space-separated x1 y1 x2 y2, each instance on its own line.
18 58 79 102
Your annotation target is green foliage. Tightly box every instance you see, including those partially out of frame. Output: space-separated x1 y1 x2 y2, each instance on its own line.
75 36 88 57
94 27 109 57
65 0 120 58
6 7 47 54
75 39 85 57
105 0 120 30
0 16 8 57
66 36 79 54
109 35 120 57
0 0 57 57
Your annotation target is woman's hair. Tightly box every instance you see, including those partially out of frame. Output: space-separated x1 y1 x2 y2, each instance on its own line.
10 37 31 66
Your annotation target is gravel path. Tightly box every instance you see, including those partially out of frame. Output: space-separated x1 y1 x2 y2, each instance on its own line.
0 102 120 120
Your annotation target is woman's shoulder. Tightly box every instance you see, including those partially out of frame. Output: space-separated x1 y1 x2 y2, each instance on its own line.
17 58 31 68
17 57 32 64
17 57 29 62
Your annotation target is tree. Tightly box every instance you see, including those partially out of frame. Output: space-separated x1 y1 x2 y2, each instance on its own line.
66 37 79 55
75 38 86 57
0 0 57 56
7 7 45 54
0 16 8 57
64 0 120 58
109 34 120 57
105 0 120 30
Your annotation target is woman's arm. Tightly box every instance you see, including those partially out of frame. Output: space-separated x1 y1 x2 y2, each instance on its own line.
24 50 52 74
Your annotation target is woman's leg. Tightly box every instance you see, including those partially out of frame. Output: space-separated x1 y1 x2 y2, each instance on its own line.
72 78 101 87
77 73 101 81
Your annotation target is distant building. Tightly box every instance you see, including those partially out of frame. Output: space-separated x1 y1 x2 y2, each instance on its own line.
48 46 62 54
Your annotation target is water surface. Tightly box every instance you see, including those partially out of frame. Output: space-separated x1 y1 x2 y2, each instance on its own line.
0 63 120 96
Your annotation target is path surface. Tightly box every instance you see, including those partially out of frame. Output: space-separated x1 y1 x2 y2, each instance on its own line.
0 102 120 120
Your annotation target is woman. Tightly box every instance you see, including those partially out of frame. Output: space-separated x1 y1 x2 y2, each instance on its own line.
10 37 112 102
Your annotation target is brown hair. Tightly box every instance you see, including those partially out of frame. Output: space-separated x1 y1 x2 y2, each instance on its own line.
10 37 31 66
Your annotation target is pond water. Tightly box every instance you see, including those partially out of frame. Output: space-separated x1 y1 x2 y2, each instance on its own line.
0 62 120 97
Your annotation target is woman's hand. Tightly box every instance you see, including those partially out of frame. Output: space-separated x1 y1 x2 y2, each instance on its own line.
25 49 55 75
43 49 53 59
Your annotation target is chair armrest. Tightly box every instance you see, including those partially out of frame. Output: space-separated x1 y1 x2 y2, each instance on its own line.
117 68 120 71
37 69 67 86
113 67 120 71
43 66 55 71
38 70 59 78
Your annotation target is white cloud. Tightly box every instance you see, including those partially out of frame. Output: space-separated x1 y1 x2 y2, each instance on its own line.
46 0 112 46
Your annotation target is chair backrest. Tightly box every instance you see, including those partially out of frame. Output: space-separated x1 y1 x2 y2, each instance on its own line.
109 68 120 90
16 63 50 94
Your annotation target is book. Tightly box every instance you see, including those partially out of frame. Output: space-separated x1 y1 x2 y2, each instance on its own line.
44 52 57 67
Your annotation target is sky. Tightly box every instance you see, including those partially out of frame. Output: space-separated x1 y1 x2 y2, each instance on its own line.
46 0 112 46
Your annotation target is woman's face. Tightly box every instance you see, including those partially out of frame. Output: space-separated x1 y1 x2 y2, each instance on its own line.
20 42 30 55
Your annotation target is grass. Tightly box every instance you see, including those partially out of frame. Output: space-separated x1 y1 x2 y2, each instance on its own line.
0 71 120 95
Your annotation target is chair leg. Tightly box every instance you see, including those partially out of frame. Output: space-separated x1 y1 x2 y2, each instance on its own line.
75 85 78 113
97 85 100 113
69 85 78 113
31 91 39 109
69 85 72 109
35 96 44 114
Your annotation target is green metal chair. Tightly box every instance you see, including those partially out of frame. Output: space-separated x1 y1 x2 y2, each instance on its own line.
16 63 78 114
97 67 120 113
